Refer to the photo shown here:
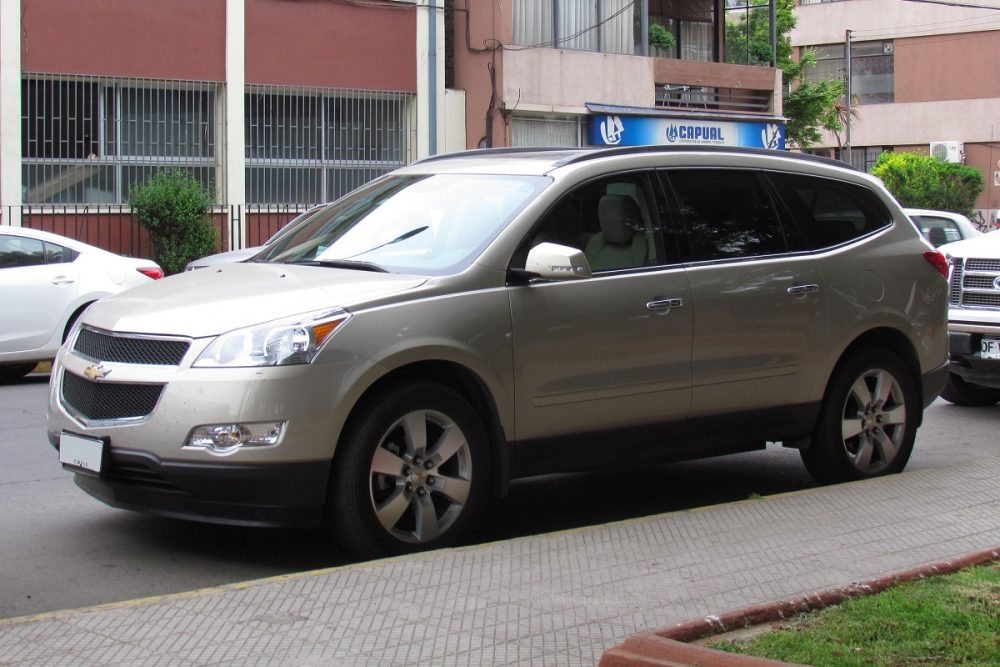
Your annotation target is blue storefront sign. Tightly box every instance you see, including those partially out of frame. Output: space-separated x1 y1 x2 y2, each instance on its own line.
589 114 785 150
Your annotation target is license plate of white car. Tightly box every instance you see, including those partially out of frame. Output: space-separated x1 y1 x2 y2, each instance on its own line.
982 338 1000 359
59 432 106 475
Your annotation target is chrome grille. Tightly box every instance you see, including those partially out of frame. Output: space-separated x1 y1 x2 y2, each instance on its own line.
74 327 189 365
949 259 964 305
62 372 164 422
963 275 996 290
962 293 1000 308
967 258 1000 272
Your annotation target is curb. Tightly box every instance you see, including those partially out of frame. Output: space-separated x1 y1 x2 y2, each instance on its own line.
599 546 1000 667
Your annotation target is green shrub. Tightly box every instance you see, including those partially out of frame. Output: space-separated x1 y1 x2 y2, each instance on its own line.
872 152 984 217
649 23 676 51
130 168 217 275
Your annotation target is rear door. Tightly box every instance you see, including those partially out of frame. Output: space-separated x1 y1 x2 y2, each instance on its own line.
0 234 81 354
660 169 827 422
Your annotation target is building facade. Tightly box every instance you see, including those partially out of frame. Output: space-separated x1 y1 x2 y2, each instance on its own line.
792 0 1000 223
449 1 784 154
0 0 459 256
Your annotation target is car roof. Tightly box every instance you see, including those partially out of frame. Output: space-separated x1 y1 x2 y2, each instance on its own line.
0 224 93 250
400 146 859 178
903 208 970 220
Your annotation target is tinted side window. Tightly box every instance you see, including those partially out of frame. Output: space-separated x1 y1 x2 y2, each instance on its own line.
663 170 790 261
523 173 663 272
0 235 46 269
767 172 892 250
43 241 78 264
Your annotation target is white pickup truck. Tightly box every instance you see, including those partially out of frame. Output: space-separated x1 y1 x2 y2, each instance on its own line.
939 231 1000 405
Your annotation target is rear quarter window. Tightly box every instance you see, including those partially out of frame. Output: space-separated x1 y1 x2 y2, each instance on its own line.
767 172 892 250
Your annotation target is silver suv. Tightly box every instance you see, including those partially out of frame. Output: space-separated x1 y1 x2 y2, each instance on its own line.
48 147 950 557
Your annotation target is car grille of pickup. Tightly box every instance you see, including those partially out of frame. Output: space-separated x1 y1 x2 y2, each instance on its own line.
949 257 1000 309
73 327 190 365
62 371 165 422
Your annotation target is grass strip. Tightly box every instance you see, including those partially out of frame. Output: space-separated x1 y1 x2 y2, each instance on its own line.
710 562 1000 666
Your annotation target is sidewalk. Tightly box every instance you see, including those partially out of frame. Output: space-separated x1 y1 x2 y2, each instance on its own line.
2 453 998 666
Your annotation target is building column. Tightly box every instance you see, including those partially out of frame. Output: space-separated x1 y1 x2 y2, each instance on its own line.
417 0 445 159
1 0 22 225
226 0 246 249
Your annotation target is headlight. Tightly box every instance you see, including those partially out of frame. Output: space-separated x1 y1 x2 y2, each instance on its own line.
194 307 351 368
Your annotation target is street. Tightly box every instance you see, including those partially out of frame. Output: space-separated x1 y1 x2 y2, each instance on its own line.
2 372 997 620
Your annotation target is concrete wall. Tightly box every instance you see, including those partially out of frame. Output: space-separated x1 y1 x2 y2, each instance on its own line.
502 48 654 114
895 31 1000 103
792 0 1000 47
21 0 226 80
246 0 415 90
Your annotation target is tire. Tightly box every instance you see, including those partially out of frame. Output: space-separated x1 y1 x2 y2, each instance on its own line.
0 363 37 382
939 373 1000 407
801 349 918 485
327 382 490 558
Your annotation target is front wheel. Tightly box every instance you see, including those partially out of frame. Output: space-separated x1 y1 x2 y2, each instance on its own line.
327 382 490 558
939 373 1000 407
801 349 918 485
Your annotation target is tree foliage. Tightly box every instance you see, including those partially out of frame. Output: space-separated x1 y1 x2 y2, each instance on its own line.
130 168 217 275
871 152 984 216
725 0 844 149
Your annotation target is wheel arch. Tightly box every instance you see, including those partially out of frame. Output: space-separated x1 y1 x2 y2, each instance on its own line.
336 360 511 500
822 327 924 430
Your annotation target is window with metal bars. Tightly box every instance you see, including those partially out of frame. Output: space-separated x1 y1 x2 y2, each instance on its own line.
244 86 415 206
21 75 223 205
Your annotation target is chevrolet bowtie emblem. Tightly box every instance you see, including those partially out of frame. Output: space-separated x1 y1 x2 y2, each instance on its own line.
83 364 111 381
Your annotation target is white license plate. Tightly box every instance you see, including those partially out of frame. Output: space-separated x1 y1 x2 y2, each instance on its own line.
59 432 105 474
982 339 1000 360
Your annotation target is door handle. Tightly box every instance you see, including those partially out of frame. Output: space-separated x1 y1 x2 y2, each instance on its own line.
787 284 819 296
646 297 684 313
51 276 76 286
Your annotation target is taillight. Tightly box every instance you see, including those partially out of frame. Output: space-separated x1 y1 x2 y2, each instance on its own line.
137 266 164 280
922 250 949 279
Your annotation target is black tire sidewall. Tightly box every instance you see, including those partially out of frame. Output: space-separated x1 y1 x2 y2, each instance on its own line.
803 349 918 484
327 382 490 558
940 373 1000 407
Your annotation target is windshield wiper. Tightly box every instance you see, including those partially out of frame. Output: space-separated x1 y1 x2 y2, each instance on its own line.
288 259 389 273
344 226 429 259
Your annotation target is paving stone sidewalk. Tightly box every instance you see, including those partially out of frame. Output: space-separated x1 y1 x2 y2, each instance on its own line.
2 453 998 666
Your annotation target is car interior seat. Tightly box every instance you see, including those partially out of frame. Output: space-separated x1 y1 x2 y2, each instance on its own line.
584 194 648 271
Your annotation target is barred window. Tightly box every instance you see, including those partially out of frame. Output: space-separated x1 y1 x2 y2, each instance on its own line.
21 75 223 205
245 86 415 206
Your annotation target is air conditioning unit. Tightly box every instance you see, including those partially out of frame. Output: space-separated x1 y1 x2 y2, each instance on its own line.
930 141 964 163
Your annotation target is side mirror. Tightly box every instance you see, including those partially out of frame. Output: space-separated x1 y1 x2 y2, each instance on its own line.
525 242 592 281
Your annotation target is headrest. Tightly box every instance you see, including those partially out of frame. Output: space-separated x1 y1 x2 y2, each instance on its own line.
598 195 642 245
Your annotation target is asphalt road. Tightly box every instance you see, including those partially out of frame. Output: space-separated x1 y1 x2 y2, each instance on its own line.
2 372 997 619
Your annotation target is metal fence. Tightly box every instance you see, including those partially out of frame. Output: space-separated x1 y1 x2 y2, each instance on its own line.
11 74 417 257
245 84 415 206
21 73 225 206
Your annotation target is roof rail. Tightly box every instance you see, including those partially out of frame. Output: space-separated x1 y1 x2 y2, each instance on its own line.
413 146 592 165
412 145 859 172
557 145 859 171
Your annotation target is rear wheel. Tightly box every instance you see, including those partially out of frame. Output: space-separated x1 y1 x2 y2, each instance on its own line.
327 382 490 558
939 373 1000 407
0 363 37 382
802 349 918 485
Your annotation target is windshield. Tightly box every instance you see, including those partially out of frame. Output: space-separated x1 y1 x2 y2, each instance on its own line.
256 173 549 275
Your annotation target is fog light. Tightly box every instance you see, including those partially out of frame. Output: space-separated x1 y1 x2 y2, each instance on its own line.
186 422 286 455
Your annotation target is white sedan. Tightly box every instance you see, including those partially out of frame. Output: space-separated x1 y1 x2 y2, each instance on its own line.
905 208 982 247
0 226 163 381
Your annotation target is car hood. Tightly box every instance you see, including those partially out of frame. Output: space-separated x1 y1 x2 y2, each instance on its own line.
82 263 429 338
939 230 1000 258
185 247 262 270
